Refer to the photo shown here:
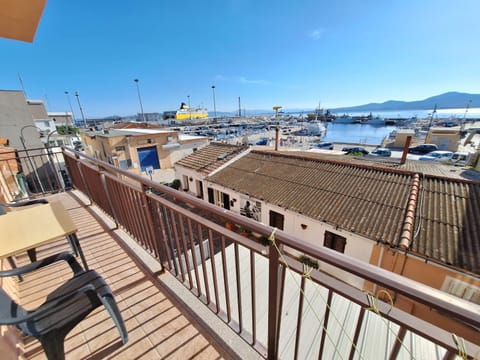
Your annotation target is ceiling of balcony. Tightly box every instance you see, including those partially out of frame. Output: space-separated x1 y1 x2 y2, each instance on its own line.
0 0 46 42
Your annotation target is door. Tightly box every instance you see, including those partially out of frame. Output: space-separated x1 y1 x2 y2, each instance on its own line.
207 188 214 204
137 146 160 172
222 193 230 210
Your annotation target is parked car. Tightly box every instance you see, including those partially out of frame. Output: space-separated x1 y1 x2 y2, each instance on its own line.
369 148 391 157
342 147 369 155
446 152 471 166
311 141 334 150
255 138 269 146
408 144 438 154
419 150 453 161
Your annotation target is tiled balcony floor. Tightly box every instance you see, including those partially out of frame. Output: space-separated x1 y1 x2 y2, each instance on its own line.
11 191 224 360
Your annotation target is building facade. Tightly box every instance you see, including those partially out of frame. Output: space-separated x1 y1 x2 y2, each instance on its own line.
175 146 480 340
81 128 209 177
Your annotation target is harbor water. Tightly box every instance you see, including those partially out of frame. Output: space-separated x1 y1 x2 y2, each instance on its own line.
322 123 396 145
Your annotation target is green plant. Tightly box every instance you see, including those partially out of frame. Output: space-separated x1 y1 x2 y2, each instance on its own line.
170 179 181 190
258 235 269 246
299 255 319 269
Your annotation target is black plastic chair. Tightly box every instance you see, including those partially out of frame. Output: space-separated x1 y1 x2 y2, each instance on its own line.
0 252 128 360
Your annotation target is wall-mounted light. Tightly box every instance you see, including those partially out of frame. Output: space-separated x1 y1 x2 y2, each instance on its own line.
301 224 308 230
189 177 193 181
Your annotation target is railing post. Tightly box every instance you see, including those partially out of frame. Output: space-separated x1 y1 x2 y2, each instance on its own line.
99 171 119 228
267 242 282 359
74 154 93 205
142 186 167 272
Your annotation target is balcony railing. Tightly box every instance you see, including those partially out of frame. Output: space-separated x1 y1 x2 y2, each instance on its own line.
0 146 70 201
3 147 479 359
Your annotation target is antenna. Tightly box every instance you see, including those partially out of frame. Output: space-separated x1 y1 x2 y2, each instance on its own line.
18 73 27 97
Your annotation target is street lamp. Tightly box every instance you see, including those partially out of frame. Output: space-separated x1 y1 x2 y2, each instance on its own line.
211 85 217 119
187 95 191 121
134 79 146 122
64 91 76 127
74 91 87 128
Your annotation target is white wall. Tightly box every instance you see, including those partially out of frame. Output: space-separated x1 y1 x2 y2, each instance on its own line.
175 166 204 196
203 180 374 289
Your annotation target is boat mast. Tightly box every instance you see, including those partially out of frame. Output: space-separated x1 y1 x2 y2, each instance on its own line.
428 103 437 128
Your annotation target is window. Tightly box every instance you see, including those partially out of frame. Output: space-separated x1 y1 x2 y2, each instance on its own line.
115 146 125 152
119 159 132 169
269 211 284 230
324 231 346 253
182 175 189 191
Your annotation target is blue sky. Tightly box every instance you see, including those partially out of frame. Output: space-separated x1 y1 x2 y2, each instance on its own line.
1 0 479 117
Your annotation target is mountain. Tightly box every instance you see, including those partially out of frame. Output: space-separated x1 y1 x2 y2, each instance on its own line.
331 92 480 113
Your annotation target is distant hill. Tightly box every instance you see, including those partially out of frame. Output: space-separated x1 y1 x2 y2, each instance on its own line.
331 92 480 113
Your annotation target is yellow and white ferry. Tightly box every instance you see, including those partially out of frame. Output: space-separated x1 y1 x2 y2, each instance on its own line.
164 103 209 121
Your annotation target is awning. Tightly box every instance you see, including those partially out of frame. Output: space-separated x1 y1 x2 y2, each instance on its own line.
0 0 47 42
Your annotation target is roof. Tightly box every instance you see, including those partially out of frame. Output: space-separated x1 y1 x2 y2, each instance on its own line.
175 143 247 175
413 176 480 274
207 150 480 275
85 128 174 138
282 150 480 182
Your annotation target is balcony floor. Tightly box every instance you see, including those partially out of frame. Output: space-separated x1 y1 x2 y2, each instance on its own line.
10 191 225 360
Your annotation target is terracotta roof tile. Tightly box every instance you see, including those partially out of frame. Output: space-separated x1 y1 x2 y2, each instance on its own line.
175 142 247 175
207 150 480 275
208 151 413 244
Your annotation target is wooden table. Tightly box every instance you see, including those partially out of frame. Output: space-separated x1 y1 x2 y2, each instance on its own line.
0 201 88 270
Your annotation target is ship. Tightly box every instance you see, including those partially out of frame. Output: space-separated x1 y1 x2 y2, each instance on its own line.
163 102 209 121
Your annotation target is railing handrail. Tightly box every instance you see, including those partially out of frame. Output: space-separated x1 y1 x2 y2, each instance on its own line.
62 147 480 330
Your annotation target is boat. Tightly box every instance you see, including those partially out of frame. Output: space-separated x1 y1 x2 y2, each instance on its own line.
304 122 326 136
163 102 209 121
306 102 336 121
332 114 356 123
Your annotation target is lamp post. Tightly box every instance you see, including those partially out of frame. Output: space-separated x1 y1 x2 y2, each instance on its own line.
19 125 45 193
187 95 191 121
211 85 217 119
74 91 87 128
64 91 76 127
134 79 146 122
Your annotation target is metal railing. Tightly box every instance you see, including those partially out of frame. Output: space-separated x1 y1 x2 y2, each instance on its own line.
0 147 70 201
58 147 480 359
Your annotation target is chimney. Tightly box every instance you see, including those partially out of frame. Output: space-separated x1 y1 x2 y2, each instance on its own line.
400 136 412 164
275 127 279 151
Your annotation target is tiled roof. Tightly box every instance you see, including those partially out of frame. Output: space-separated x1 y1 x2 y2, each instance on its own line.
284 150 480 182
412 176 480 274
175 143 247 175
207 150 480 275
208 151 414 245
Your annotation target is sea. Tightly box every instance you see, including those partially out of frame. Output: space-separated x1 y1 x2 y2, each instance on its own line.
322 108 480 145
322 123 395 145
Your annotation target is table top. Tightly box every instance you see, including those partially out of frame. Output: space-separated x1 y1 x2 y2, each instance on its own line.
0 201 77 259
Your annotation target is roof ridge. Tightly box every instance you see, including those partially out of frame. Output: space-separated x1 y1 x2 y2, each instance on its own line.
399 173 421 249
